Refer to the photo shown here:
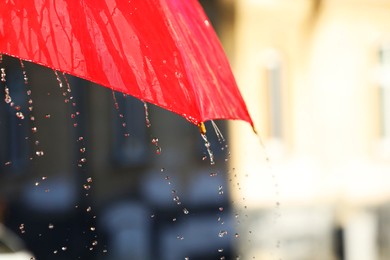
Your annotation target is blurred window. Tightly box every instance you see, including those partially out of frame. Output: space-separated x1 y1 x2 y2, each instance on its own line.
264 50 284 139
378 45 390 138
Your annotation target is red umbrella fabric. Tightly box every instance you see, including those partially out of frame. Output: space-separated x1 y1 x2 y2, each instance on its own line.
0 0 253 129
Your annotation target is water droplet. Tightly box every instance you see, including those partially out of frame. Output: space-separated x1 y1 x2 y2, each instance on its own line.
160 168 165 172
218 185 224 195
201 134 215 165
80 158 87 163
103 249 108 253
90 227 96 231
83 185 91 190
61 246 67 251
35 151 44 156
143 102 151 127
235 233 239 238
78 136 84 141
210 172 217 177
151 137 162 154
218 248 224 253
92 241 98 246
175 71 183 78
45 114 51 119
16 112 24 119
35 182 39 186
48 223 54 229
31 127 37 133
219 207 224 212
183 208 189 215
19 224 25 234
87 177 92 183
204 20 210 26
86 206 92 212
4 161 11 166
1 68 6 82
172 218 177 222
53 250 58 254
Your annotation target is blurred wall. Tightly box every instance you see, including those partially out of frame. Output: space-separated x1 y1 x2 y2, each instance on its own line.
227 0 390 259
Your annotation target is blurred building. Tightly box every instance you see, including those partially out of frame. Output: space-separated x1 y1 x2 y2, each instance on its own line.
228 0 390 260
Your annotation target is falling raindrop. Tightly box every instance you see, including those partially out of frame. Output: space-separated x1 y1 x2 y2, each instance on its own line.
86 206 92 212
48 223 54 229
151 137 162 155
211 120 225 143
219 207 224 212
201 133 215 165
15 112 24 119
111 91 129 137
218 185 224 195
90 227 96 231
61 246 67 251
92 241 98 246
87 177 92 183
143 102 152 127
35 151 44 157
210 172 218 177
1 67 6 82
19 224 25 234
183 208 189 215
218 248 224 253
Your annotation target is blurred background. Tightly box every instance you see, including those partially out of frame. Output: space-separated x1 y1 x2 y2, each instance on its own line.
1 0 390 260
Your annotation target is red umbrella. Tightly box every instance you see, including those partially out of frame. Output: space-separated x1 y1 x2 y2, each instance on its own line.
0 0 253 133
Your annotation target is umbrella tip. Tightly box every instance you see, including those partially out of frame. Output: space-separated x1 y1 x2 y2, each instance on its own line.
198 122 206 135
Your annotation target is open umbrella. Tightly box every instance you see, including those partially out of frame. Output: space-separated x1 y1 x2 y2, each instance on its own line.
0 0 253 133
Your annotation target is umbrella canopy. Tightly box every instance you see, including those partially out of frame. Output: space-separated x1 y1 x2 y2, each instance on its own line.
0 0 253 129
